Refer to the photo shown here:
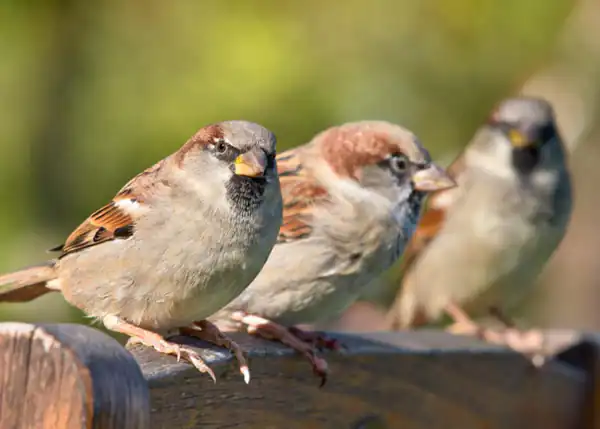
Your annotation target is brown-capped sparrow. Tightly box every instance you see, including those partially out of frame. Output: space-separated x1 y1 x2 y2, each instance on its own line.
385 97 573 362
0 120 283 383
208 121 455 383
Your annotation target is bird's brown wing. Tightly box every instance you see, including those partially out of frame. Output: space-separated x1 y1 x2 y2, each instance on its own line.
275 148 328 244
51 159 168 257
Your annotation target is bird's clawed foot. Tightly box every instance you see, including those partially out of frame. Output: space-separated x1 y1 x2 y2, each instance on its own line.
231 312 330 386
287 326 344 352
180 320 250 384
444 304 547 366
104 315 216 382
488 306 547 366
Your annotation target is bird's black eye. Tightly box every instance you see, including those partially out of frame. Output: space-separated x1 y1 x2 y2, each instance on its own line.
389 154 409 175
214 139 228 154
210 138 239 162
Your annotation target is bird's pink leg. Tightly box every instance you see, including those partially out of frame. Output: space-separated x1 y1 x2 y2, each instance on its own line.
180 320 250 384
488 306 546 366
444 302 486 335
103 315 216 382
231 312 329 386
444 303 546 366
287 326 343 351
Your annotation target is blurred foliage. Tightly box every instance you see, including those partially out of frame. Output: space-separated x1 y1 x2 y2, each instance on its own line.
0 0 576 325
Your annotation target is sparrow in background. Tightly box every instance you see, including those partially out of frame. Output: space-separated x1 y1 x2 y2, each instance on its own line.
385 97 573 360
0 120 283 383
209 121 455 383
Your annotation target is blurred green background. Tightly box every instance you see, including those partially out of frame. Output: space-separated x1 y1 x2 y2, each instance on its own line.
2 0 600 331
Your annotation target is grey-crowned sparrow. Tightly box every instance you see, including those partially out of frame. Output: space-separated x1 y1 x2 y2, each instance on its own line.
385 97 573 361
0 120 283 382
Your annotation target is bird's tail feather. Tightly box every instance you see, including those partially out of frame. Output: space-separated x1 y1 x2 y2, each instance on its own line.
0 261 59 302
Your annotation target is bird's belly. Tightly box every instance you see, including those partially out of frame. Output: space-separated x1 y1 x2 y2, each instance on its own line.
58 237 270 330
462 242 555 318
268 280 360 326
220 232 396 327
411 220 533 319
136 253 267 329
449 229 559 320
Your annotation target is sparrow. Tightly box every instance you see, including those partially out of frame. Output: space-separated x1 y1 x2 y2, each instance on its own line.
0 120 283 383
385 97 573 360
208 120 455 383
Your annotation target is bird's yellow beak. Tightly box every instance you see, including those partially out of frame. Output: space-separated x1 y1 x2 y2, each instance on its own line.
234 149 268 178
411 164 456 192
508 129 532 148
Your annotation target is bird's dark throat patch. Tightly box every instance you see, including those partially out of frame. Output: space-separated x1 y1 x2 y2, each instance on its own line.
226 174 267 213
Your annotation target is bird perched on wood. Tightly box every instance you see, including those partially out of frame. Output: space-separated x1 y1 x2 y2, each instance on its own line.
0 120 283 383
385 97 573 358
209 120 455 383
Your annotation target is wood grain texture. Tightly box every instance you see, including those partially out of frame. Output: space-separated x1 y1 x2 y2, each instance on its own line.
555 333 600 429
128 330 589 429
0 323 150 429
586 334 600 429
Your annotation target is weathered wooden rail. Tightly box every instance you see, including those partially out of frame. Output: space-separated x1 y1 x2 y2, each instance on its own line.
0 323 598 429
